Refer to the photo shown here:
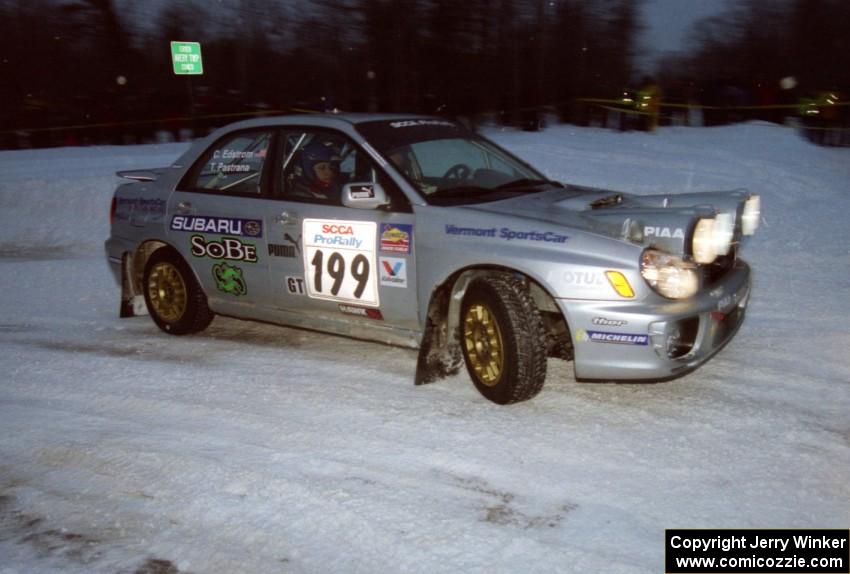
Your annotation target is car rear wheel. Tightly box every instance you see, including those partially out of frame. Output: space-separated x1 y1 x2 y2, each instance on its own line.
143 248 214 335
460 273 547 404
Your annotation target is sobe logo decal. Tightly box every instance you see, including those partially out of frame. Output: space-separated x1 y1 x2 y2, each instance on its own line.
212 262 247 296
190 235 257 262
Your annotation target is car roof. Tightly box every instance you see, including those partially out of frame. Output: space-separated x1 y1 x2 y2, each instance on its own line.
174 112 452 169
209 112 441 132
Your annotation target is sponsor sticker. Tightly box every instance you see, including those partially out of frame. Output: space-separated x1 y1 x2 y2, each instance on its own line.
350 184 376 199
268 243 297 258
562 271 605 286
380 223 413 254
190 235 257 263
268 232 302 258
286 276 306 295
338 304 384 320
575 329 648 346
379 257 408 288
212 262 247 296
592 317 629 327
170 215 263 238
116 198 166 220
303 219 379 306
444 224 567 243
389 119 455 129
644 226 685 239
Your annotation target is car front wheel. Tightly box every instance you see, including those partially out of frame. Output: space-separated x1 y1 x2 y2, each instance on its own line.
143 248 214 335
460 273 547 404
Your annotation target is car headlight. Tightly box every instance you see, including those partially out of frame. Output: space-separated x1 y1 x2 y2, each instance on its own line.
641 250 699 299
692 218 718 264
713 212 735 256
741 194 760 235
691 214 734 263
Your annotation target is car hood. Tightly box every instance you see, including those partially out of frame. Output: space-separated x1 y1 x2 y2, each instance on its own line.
464 184 754 256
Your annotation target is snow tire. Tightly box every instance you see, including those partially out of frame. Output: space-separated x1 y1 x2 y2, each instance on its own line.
460 273 548 404
143 248 214 335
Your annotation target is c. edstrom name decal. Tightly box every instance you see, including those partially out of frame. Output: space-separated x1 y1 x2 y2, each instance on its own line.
445 225 567 243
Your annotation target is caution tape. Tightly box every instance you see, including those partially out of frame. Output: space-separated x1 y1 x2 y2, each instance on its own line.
2 99 848 139
576 97 850 111
0 107 320 136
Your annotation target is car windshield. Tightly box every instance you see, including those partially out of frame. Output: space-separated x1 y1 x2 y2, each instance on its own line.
356 119 551 205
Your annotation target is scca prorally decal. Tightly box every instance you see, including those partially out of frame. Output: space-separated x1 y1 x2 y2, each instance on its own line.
575 329 648 345
445 225 567 243
171 215 263 238
191 235 257 262
303 219 379 307
212 262 247 296
312 223 363 248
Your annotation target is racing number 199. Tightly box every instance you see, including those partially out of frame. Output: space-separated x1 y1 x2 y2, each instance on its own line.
310 250 370 299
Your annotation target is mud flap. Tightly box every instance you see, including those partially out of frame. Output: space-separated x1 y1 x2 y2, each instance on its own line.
119 254 148 318
415 288 463 385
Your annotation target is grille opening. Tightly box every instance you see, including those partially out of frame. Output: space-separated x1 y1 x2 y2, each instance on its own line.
702 245 738 286
667 317 699 358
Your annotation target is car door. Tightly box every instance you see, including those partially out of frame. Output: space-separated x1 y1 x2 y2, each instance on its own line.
166 128 278 317
266 128 420 336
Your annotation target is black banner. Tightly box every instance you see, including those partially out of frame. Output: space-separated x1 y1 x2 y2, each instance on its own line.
665 529 849 573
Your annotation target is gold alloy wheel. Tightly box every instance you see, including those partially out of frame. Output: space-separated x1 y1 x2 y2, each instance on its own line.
147 261 188 323
463 302 505 387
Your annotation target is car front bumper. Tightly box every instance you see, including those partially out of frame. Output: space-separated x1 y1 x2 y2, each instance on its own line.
559 261 751 381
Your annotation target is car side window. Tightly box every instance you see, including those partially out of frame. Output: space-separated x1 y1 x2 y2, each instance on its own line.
189 131 272 195
279 130 411 212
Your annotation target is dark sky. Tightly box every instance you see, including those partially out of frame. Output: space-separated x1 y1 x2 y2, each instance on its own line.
639 0 727 67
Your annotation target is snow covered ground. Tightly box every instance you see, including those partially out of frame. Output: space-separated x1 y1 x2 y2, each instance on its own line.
0 122 848 574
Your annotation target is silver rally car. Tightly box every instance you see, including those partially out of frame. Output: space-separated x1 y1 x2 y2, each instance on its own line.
105 114 760 404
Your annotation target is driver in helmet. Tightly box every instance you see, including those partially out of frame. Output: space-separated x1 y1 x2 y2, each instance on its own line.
292 141 342 201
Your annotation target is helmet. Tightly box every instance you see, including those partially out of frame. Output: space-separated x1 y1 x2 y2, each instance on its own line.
299 141 340 185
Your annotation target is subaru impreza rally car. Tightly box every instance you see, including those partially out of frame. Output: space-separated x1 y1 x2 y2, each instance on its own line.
105 114 760 404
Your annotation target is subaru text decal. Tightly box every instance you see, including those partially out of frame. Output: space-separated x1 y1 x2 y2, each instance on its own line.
171 215 263 238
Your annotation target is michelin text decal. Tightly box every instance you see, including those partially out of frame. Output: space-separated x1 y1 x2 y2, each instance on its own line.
576 329 648 345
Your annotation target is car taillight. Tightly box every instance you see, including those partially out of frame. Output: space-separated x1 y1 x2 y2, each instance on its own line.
110 197 117 226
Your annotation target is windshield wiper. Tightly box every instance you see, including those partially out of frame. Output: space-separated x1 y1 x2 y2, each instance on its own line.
495 178 553 190
427 185 492 199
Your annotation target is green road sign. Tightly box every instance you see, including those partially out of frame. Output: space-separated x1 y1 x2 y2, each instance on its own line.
171 41 203 75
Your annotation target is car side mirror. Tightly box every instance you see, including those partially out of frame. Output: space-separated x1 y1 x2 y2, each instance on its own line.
341 182 390 210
